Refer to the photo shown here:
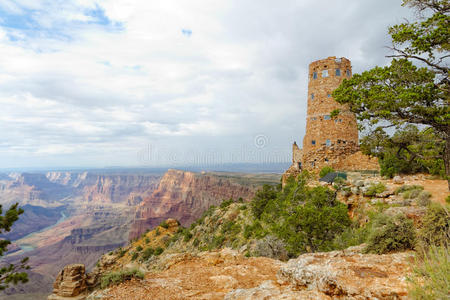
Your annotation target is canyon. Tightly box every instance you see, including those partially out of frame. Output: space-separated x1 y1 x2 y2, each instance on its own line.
0 169 276 300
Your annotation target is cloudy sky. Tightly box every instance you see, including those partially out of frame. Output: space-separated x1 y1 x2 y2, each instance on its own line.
0 0 412 170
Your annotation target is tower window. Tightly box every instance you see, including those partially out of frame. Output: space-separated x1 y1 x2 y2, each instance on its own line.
335 69 341 76
311 93 314 100
327 94 331 98
326 139 331 146
311 161 315 167
311 140 316 145
346 69 351 77
324 158 329 162
312 117 317 120
313 72 317 79
324 115 331 120
322 70 329 78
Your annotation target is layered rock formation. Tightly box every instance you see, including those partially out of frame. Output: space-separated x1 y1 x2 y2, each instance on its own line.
48 264 88 300
0 171 161 207
129 169 257 239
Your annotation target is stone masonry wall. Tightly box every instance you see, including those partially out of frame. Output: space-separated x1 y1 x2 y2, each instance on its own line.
302 57 359 171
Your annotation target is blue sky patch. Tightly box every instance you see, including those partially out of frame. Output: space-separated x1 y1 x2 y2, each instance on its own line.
181 29 192 37
0 3 122 42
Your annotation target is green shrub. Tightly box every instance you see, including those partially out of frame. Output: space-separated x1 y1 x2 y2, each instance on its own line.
319 166 335 178
395 185 424 195
418 203 449 248
183 231 193 242
141 247 154 260
251 185 277 219
211 234 226 249
155 228 160 236
364 213 416 254
144 237 150 244
220 198 234 209
154 247 163 256
253 235 288 260
136 245 143 252
192 238 200 247
408 245 450 299
131 252 139 261
416 191 431 206
271 184 352 255
446 195 450 204
100 269 144 288
332 225 368 250
365 182 386 196
117 248 127 258
160 221 169 229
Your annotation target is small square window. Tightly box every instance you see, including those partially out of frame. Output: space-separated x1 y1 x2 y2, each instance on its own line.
324 158 329 162
313 72 317 79
335 69 341 76
324 115 331 120
311 140 316 145
327 94 331 98
326 139 331 146
322 70 329 78
312 117 317 121
346 69 351 77
311 93 314 100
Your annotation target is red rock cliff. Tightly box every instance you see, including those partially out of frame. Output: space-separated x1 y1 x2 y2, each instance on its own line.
129 169 256 239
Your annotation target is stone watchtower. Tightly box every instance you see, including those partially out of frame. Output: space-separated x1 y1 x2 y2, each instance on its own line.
282 56 378 184
302 56 359 169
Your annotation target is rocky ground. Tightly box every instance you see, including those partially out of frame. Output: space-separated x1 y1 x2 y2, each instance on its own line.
49 246 413 300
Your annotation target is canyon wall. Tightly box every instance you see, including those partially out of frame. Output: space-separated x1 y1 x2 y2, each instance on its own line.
129 169 258 239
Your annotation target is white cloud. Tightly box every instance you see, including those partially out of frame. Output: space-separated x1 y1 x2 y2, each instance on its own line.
0 0 412 168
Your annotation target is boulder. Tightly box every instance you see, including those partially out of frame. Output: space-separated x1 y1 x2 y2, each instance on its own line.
48 264 87 300
393 176 404 184
277 249 412 299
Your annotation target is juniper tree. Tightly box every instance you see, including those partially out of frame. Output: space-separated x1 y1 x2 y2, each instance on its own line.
333 0 449 188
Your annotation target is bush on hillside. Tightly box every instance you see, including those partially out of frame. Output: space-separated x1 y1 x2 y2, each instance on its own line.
251 184 277 219
319 166 335 178
364 213 416 254
141 247 154 261
418 203 449 248
253 235 288 261
364 182 386 196
220 198 234 209
160 221 169 229
154 247 164 256
258 177 351 256
100 269 144 288
416 191 431 206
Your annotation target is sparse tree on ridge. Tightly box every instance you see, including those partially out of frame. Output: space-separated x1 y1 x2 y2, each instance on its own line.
0 203 29 290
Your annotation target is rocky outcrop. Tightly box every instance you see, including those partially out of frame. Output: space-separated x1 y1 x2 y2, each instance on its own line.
83 247 412 300
48 264 88 300
129 169 257 239
277 246 412 299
